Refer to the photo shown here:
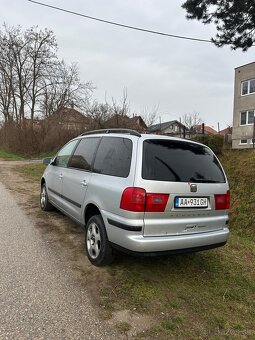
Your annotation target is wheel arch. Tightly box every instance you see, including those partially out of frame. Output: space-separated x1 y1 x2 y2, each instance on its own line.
84 203 102 226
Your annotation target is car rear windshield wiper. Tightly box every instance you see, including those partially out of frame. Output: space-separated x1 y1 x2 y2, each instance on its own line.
189 178 219 183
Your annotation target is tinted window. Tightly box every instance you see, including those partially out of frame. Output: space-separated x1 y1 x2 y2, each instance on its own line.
68 137 100 171
94 137 132 177
142 140 226 183
55 140 78 168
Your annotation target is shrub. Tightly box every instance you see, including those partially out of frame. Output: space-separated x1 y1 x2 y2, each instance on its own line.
0 121 83 156
193 134 224 155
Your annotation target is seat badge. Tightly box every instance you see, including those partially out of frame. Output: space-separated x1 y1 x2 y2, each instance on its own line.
190 183 197 192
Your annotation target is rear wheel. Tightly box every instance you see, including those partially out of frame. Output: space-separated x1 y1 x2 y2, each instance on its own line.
40 183 54 211
85 215 114 266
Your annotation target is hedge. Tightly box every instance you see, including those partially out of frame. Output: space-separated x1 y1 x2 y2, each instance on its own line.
192 134 224 155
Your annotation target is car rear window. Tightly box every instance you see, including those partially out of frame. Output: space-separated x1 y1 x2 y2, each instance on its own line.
142 139 226 183
93 137 132 178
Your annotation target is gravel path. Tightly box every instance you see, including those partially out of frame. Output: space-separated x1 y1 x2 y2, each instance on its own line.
0 181 119 340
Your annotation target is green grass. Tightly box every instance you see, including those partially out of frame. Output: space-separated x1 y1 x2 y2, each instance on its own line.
0 147 27 160
16 163 46 180
0 145 57 160
38 150 57 158
14 149 255 339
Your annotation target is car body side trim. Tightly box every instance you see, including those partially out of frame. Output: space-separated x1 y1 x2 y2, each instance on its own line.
107 218 142 232
48 187 81 208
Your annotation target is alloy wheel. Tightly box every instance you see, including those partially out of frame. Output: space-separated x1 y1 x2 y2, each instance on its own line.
87 222 101 259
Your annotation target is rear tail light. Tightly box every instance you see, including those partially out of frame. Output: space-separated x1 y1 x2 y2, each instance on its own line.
146 193 169 212
214 191 230 210
120 187 169 212
120 187 146 212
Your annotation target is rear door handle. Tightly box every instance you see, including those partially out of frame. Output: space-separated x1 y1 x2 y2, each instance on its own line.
81 180 87 187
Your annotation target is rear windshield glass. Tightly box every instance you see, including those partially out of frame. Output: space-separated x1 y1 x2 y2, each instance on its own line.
142 140 226 183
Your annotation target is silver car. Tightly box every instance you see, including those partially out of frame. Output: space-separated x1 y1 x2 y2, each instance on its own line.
40 129 230 266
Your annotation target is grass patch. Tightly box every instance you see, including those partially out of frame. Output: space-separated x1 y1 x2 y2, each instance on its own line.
220 149 255 239
0 146 57 160
0 147 27 160
109 247 255 338
161 316 183 332
37 150 57 158
16 163 46 181
115 322 131 333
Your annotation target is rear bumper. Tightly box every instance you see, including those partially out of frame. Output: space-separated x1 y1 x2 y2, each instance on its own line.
107 223 229 253
111 241 227 257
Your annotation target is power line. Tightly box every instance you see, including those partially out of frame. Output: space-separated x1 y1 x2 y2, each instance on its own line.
27 0 213 44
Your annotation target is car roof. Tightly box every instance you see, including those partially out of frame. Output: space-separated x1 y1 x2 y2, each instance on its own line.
76 129 205 147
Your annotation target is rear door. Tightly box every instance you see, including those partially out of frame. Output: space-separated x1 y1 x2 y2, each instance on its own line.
135 138 229 237
61 137 100 222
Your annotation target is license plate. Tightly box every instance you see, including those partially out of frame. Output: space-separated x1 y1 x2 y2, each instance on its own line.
175 197 208 208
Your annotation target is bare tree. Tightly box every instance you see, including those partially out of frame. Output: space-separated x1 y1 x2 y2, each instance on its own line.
87 90 133 130
87 91 158 131
141 105 159 127
86 101 111 129
0 65 14 122
0 24 94 125
110 88 130 117
181 112 202 130
25 27 58 121
0 25 26 123
40 61 93 117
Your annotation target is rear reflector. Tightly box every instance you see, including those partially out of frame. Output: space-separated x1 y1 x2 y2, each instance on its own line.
214 191 230 210
120 187 169 212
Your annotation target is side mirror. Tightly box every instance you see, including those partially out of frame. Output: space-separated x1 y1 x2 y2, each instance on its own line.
43 157 55 165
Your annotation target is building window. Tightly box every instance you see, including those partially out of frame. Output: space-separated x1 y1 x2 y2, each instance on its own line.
240 139 248 145
240 110 254 125
241 79 255 95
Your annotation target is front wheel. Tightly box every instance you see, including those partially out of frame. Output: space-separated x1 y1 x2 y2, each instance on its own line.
85 215 115 266
40 183 54 211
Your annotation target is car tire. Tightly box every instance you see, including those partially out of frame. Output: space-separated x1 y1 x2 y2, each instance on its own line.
85 215 115 266
40 183 54 211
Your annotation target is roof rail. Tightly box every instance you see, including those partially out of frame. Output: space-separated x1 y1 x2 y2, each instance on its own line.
80 128 141 137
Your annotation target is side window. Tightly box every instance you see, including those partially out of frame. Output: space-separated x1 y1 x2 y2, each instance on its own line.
94 137 132 178
240 111 247 125
241 81 248 95
68 137 100 171
55 140 78 168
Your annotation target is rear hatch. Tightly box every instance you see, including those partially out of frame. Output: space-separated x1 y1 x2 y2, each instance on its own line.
134 138 229 237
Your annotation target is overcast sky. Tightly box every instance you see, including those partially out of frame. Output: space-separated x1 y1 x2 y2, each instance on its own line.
2 0 255 129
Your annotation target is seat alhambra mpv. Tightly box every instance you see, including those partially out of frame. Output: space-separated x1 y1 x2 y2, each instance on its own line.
40 129 230 266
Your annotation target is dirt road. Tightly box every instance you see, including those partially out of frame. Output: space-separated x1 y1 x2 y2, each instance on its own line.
0 160 122 339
